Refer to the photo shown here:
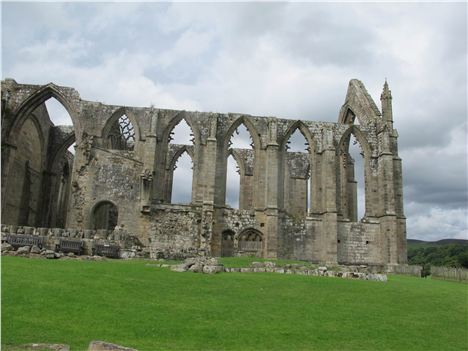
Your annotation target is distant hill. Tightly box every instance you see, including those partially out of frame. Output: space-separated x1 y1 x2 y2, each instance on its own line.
408 239 468 248
407 238 468 268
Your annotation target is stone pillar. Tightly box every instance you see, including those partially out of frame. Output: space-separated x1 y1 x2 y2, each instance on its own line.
264 208 279 259
378 128 396 217
38 170 55 227
264 140 279 258
377 127 396 264
287 177 308 217
200 117 218 254
309 151 321 216
319 128 338 264
265 144 279 209
65 143 85 229
202 117 218 205
239 173 254 210
164 166 174 203
139 169 153 213
152 112 167 204
140 109 158 210
346 157 357 221
213 122 228 208
201 203 214 256
1 142 16 217
392 131 407 264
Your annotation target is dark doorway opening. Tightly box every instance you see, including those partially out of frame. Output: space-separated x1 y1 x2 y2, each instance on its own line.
93 201 118 230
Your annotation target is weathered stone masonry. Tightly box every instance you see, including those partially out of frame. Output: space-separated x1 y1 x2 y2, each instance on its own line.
1 78 407 265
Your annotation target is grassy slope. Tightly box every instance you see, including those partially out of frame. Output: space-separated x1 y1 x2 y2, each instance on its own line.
2 257 468 351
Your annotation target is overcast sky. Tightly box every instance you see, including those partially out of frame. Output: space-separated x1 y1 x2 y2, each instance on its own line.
2 2 466 241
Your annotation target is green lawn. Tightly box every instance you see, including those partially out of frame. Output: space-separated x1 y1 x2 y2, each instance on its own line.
2 256 468 351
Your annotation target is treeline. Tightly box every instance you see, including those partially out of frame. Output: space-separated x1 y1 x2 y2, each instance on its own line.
408 243 468 269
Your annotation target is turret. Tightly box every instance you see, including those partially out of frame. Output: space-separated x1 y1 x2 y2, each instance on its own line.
380 79 393 127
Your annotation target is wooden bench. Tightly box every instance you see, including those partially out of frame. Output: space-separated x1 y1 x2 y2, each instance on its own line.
7 234 46 249
57 238 84 255
93 244 120 258
238 241 262 252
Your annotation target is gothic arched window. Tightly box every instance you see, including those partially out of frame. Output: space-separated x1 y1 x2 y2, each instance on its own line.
106 114 135 151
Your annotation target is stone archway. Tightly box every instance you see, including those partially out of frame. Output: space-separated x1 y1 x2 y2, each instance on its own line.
3 117 44 226
92 201 118 230
237 228 263 257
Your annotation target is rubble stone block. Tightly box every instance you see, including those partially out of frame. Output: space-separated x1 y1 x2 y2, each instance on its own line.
88 341 137 351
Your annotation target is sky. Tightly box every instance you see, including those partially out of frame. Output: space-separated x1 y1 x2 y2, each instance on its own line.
1 2 467 241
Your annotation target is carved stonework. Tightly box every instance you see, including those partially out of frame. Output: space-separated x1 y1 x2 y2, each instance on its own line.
79 132 95 166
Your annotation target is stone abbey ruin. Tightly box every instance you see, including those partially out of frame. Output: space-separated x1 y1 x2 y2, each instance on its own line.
1 78 407 265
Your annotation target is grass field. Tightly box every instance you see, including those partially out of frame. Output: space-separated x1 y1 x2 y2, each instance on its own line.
2 256 468 351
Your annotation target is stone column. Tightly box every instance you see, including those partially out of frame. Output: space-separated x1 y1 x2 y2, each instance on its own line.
264 140 280 258
377 128 396 217
309 151 321 216
392 130 407 264
319 128 338 264
201 116 218 205
38 170 55 227
140 109 158 209
377 127 400 264
239 173 254 210
152 111 167 204
200 117 218 255
1 142 17 216
346 156 357 221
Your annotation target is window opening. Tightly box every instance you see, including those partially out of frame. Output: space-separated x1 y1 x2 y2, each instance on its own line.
226 123 253 209
171 151 193 204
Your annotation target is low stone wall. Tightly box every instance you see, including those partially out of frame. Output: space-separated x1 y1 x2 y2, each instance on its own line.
387 264 422 277
1 224 146 258
224 266 388 282
169 258 388 282
431 266 468 282
1 224 140 241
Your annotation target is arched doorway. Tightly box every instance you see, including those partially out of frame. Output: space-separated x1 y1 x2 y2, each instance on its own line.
92 201 118 230
2 85 79 224
221 230 235 257
3 117 44 226
238 228 263 257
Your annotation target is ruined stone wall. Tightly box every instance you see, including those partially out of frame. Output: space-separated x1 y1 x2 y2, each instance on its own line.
148 204 202 259
91 149 142 227
217 208 260 234
337 221 382 265
1 78 407 265
0 224 143 257
278 215 328 262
